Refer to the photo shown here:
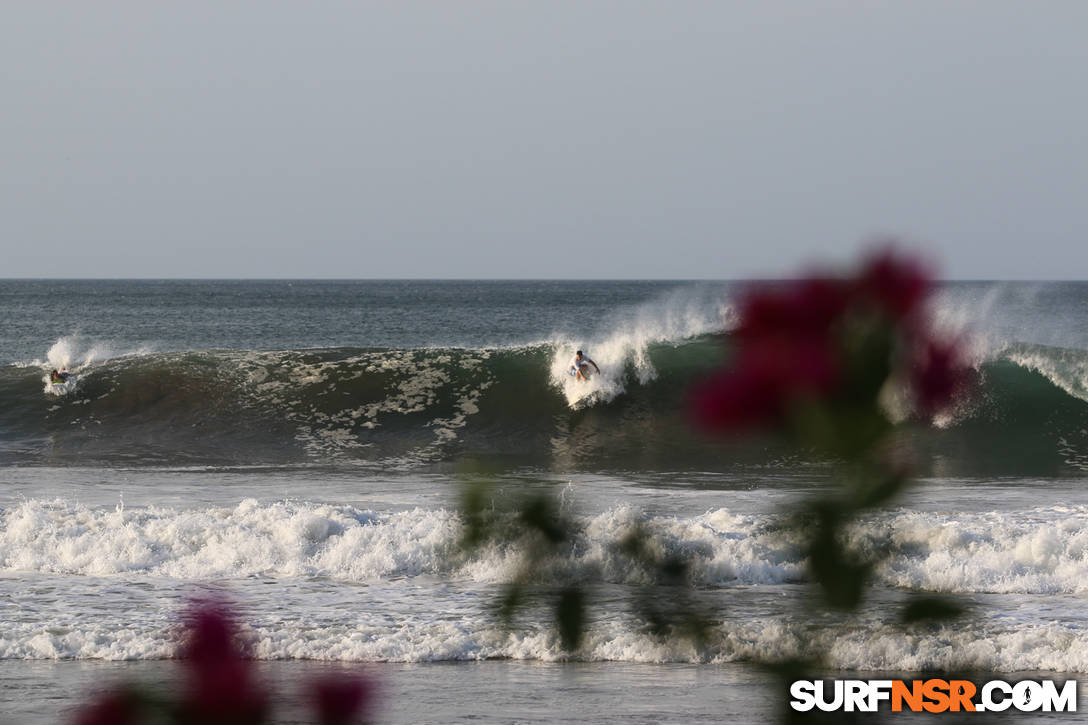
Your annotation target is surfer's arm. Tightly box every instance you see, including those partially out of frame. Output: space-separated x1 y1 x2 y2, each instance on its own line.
590 360 601 374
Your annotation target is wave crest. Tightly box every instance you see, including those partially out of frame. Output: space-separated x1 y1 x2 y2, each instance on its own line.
3 336 1088 473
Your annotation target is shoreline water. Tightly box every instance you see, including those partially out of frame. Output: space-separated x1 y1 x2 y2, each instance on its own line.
7 660 1088 724
0 660 778 724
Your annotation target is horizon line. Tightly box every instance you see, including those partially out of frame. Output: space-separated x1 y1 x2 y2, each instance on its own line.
2 276 1085 283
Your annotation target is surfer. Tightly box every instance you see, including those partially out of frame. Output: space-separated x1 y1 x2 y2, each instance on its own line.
49 369 70 384
569 350 600 382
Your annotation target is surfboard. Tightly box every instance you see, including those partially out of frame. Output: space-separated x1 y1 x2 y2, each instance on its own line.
44 373 78 396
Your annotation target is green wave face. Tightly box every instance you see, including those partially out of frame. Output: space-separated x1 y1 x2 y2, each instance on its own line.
3 339 1088 476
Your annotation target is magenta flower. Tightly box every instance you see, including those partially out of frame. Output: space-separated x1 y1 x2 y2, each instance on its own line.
73 690 143 725
736 276 851 342
71 601 382 725
857 248 932 321
309 672 376 725
912 336 972 414
693 248 968 433
178 600 268 724
692 336 839 430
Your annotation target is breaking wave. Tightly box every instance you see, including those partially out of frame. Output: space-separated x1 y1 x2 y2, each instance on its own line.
7 498 1088 593
2 334 1088 474
6 498 1088 670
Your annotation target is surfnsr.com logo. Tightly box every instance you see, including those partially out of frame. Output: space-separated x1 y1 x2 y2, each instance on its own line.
790 679 1077 713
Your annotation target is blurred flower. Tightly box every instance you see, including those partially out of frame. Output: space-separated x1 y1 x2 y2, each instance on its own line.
73 690 144 725
72 601 381 725
693 247 968 433
736 276 851 342
178 600 268 725
691 337 838 430
309 672 375 725
183 600 241 665
857 248 932 321
912 336 972 414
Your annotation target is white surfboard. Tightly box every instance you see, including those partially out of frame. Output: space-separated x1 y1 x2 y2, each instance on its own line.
44 374 79 396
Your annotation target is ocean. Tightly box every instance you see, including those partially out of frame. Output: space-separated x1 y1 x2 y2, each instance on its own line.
2 279 1088 723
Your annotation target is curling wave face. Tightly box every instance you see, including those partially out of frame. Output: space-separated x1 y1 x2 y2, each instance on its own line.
4 337 1088 474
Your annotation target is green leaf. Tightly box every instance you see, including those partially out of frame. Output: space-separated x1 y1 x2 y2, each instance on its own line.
460 478 494 550
807 505 872 611
839 314 894 406
852 470 907 509
556 587 586 651
497 584 524 625
659 554 689 584
901 596 967 624
519 494 567 545
618 525 650 559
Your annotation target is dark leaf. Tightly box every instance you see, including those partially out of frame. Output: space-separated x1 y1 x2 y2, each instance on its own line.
496 584 524 625
556 587 586 651
460 479 493 550
901 596 967 624
519 495 567 545
807 506 872 611
853 471 907 509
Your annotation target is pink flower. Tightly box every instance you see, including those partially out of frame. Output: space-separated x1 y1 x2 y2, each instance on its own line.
692 337 839 430
309 672 376 725
912 336 973 414
72 601 386 725
183 601 241 665
857 248 931 321
73 690 143 725
736 276 851 342
178 601 268 724
692 247 970 433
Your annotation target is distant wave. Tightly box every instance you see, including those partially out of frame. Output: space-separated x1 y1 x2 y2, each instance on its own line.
3 335 1088 473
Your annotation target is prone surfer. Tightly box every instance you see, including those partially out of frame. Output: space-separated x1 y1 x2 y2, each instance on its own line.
569 350 600 382
49 369 71 384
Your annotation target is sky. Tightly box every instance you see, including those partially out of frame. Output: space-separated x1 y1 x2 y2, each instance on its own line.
2 1 1086 279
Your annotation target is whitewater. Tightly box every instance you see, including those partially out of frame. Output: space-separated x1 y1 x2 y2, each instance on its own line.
3 279 1088 723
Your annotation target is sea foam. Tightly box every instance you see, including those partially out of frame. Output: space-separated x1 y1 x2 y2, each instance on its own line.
548 285 734 407
6 498 1088 670
6 499 1088 594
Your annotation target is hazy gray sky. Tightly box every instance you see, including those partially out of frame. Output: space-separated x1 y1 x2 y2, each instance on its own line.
2 1 1086 278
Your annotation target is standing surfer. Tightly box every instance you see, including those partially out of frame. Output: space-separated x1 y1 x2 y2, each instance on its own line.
569 350 600 382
